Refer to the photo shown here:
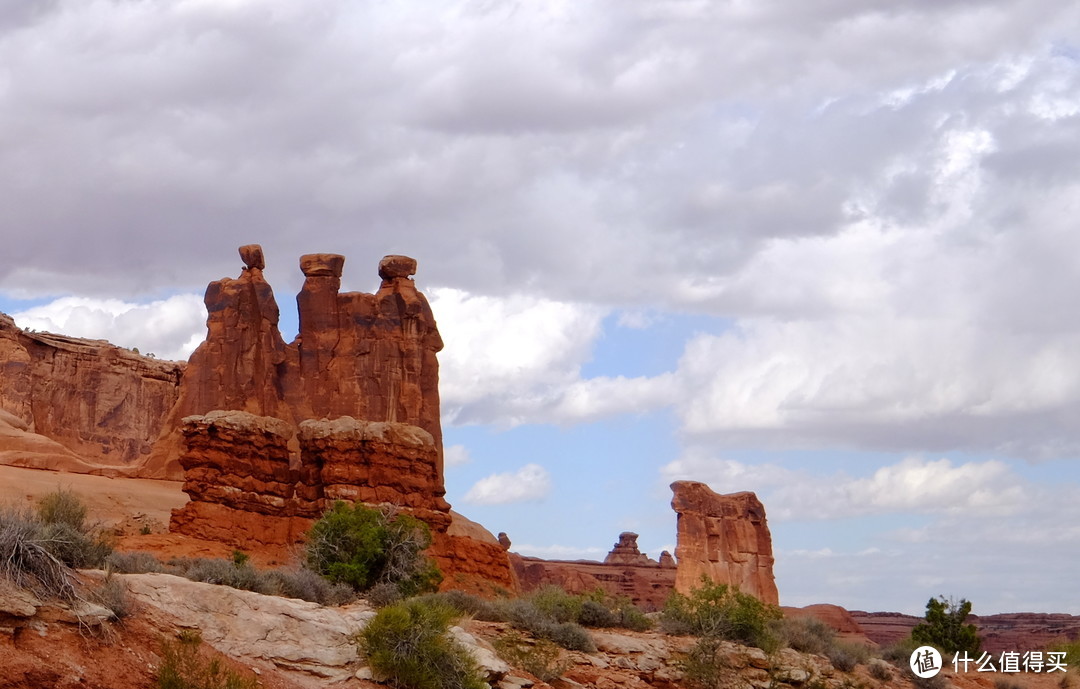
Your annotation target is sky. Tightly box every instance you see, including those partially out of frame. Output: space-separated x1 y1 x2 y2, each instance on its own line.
1 0 1080 616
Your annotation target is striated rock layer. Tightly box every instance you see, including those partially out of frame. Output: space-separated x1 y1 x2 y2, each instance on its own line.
671 480 779 605
170 410 515 593
0 313 183 474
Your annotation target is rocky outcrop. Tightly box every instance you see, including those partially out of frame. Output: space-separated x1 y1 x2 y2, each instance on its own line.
141 246 444 483
169 410 516 591
510 533 677 610
0 313 183 474
671 481 779 605
604 532 674 568
510 554 677 611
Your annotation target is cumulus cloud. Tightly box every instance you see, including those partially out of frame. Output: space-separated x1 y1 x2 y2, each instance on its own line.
443 444 471 468
463 463 552 505
12 294 206 361
662 453 1029 521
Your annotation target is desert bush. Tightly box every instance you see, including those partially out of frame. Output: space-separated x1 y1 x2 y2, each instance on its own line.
305 502 442 597
868 661 893 681
157 630 260 689
544 621 596 652
994 679 1025 689
0 506 77 600
357 598 486 689
493 631 569 682
661 578 782 650
107 550 166 574
776 616 836 655
367 581 404 608
578 598 621 627
679 636 738 689
40 521 112 568
417 590 503 621
37 489 88 530
528 585 585 623
91 574 132 620
827 641 870 672
183 558 262 591
258 567 355 606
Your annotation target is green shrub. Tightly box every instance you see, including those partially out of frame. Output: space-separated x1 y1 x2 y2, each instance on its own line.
157 630 260 689
1050 639 1080 669
493 631 569 682
909 597 981 657
661 578 782 650
37 489 88 530
357 599 486 689
305 502 442 597
183 558 262 591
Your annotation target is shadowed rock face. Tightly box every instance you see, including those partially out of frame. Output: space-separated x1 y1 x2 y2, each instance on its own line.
671 480 779 605
141 246 444 483
0 313 183 473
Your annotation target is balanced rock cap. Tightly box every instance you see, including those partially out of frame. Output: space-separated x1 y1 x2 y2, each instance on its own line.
239 244 265 270
379 255 417 280
299 253 345 278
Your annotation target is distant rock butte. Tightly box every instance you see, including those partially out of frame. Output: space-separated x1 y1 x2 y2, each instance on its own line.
510 488 778 610
671 480 779 605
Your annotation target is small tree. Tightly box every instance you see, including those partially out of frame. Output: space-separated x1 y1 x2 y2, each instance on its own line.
910 596 981 657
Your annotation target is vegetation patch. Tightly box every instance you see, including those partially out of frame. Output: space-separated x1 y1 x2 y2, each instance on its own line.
660 577 782 651
493 630 569 682
157 629 260 689
305 501 442 597
357 598 487 689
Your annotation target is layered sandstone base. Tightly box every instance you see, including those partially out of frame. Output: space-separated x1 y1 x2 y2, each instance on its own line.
169 411 514 591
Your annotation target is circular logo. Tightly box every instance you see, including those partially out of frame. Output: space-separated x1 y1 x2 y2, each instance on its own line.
910 646 943 678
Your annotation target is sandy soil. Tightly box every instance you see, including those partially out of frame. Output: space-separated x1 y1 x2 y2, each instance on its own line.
0 464 187 531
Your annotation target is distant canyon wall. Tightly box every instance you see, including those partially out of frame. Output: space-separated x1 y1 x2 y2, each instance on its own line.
0 313 182 474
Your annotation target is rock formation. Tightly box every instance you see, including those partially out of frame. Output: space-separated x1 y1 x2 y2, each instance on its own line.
141 246 444 483
169 410 512 590
671 480 779 605
510 553 677 611
0 313 183 474
510 531 677 610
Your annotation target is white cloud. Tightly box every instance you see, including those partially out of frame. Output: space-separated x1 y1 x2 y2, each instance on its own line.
444 444 471 468
662 453 1029 521
463 463 552 505
12 294 206 361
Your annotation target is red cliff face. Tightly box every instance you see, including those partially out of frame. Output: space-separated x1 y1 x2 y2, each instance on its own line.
671 481 779 605
0 313 183 474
